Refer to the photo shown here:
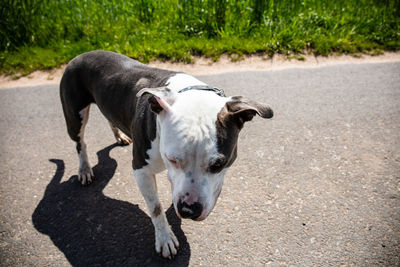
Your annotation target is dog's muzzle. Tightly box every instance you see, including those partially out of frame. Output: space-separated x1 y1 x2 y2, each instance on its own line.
177 199 203 220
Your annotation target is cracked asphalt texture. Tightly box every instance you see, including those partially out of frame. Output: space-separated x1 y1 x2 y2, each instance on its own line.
0 62 399 266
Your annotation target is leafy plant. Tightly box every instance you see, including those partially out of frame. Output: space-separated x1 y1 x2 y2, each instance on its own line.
1 0 399 74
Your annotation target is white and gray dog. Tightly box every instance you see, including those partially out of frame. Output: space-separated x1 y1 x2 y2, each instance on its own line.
60 50 273 258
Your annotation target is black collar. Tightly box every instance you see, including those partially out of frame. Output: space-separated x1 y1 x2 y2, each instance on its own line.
178 85 225 97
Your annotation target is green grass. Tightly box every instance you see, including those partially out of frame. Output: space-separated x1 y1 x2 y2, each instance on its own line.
1 0 399 75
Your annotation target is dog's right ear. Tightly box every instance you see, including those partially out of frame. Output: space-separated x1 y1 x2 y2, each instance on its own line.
136 87 176 114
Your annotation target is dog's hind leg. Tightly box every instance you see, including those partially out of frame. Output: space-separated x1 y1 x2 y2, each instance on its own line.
60 67 95 185
108 122 132 145
63 104 94 185
75 105 94 185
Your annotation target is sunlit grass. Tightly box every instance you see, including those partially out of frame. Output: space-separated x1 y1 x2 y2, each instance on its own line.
1 0 399 75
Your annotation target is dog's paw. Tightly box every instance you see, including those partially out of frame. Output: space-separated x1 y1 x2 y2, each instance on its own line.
116 133 132 146
78 163 94 186
155 227 179 259
115 134 132 146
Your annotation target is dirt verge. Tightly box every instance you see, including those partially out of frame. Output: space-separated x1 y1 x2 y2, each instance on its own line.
1 52 400 89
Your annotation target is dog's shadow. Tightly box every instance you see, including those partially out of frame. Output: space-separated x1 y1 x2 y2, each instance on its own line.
32 144 190 266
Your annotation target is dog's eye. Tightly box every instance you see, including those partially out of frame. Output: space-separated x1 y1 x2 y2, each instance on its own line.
208 157 226 173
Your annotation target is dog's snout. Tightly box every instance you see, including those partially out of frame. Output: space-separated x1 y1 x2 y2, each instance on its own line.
177 199 203 220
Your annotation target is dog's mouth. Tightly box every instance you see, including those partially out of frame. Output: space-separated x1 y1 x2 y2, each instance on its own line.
175 210 209 221
173 188 222 221
192 214 208 221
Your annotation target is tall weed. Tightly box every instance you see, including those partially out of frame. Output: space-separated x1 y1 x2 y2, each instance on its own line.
1 0 399 73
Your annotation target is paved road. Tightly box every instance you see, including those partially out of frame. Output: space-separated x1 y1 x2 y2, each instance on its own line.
0 62 399 266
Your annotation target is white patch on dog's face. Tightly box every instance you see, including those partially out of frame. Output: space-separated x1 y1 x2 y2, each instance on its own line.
157 90 229 221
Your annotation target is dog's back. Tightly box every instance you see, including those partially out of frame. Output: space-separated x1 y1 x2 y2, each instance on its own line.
60 50 177 137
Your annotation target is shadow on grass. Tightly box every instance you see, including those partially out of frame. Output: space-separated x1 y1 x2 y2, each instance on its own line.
32 144 190 266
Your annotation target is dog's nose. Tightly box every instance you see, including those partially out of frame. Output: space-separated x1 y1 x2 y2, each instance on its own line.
177 199 203 220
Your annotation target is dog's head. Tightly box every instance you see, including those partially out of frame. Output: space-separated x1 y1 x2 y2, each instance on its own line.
137 87 273 221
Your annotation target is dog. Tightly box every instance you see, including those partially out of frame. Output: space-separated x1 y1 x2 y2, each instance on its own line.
60 50 273 258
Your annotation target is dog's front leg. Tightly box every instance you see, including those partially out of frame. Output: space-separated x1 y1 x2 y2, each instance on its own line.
134 169 179 258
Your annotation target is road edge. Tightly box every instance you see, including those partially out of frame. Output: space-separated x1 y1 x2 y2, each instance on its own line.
1 52 400 89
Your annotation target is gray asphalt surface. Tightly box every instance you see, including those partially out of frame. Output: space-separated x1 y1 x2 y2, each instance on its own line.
0 62 399 266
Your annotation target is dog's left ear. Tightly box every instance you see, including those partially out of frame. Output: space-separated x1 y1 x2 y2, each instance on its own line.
136 87 176 114
224 96 273 128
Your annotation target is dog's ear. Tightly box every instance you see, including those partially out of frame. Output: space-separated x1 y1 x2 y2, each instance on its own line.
223 96 273 128
136 87 176 114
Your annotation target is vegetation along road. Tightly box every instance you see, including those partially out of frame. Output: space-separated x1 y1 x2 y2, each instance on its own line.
1 0 399 76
